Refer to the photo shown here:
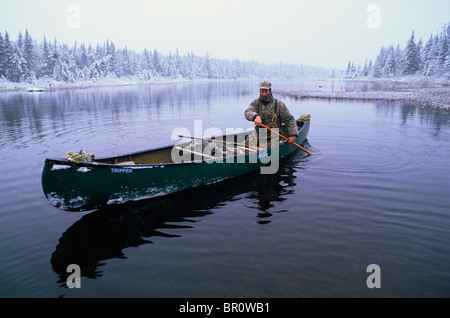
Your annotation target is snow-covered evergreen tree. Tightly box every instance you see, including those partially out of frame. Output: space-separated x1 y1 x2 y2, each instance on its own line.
401 31 421 75
424 36 441 76
0 32 5 78
347 21 450 79
40 36 55 77
0 27 336 84
345 61 357 78
152 49 162 76
2 32 15 81
359 58 370 77
371 46 387 78
382 46 397 78
422 34 434 67
443 50 450 78
436 33 449 76
23 30 37 79
394 45 403 76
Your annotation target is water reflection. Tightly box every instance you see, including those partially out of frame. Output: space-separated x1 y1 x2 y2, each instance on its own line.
247 164 299 223
1 81 448 153
0 81 255 149
373 101 450 135
51 157 302 284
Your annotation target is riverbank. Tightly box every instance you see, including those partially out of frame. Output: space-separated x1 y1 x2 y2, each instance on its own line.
0 76 198 92
271 77 449 110
1 76 449 110
276 86 449 110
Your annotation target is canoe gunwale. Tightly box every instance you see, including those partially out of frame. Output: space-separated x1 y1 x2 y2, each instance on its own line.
44 119 310 169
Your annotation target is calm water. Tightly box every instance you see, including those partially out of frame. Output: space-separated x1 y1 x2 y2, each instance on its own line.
0 80 449 298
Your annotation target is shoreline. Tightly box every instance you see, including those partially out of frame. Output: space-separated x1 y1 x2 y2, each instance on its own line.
275 86 450 110
1 77 449 110
0 77 210 93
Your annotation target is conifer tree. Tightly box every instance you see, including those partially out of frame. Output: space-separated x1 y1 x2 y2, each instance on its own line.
2 32 15 81
23 30 37 79
424 36 441 76
437 34 449 73
40 36 55 77
152 49 161 75
372 46 387 78
0 32 5 78
382 46 397 78
0 27 335 83
444 51 450 78
401 31 420 75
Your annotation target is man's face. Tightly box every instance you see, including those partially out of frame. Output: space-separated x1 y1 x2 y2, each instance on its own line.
260 89 270 97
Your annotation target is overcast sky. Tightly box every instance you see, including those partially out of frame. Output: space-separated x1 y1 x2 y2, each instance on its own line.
1 0 449 69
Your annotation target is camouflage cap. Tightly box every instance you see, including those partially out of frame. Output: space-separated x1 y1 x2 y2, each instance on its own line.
259 81 272 90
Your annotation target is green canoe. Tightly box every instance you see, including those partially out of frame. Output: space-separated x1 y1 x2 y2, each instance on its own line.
42 117 310 212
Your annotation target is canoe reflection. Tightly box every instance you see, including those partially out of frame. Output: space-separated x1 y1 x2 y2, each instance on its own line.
51 158 302 283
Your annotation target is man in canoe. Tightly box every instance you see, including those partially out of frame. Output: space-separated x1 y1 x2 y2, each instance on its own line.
245 81 298 147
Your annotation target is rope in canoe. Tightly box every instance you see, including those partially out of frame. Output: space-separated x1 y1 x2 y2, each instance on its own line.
65 150 95 163
299 114 311 121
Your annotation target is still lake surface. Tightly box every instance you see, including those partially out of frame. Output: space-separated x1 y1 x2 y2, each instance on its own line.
0 79 449 298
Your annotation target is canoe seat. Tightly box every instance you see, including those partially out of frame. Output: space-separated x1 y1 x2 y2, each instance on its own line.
116 161 135 165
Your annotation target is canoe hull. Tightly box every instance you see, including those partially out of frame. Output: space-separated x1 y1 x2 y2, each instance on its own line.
42 119 310 211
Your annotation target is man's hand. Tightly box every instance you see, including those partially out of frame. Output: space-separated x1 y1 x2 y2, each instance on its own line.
254 115 262 127
287 136 296 144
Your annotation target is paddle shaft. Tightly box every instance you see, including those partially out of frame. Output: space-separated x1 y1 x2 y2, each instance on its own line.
178 135 258 151
259 123 313 155
174 146 216 159
179 135 245 146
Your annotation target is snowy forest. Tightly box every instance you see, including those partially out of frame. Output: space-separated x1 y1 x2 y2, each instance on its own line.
346 21 450 79
0 29 333 85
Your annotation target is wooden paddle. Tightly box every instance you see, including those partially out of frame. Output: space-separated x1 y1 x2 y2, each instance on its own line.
178 135 257 152
259 123 313 155
174 146 216 159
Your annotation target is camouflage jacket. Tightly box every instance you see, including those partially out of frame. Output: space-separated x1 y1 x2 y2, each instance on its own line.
244 97 299 136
